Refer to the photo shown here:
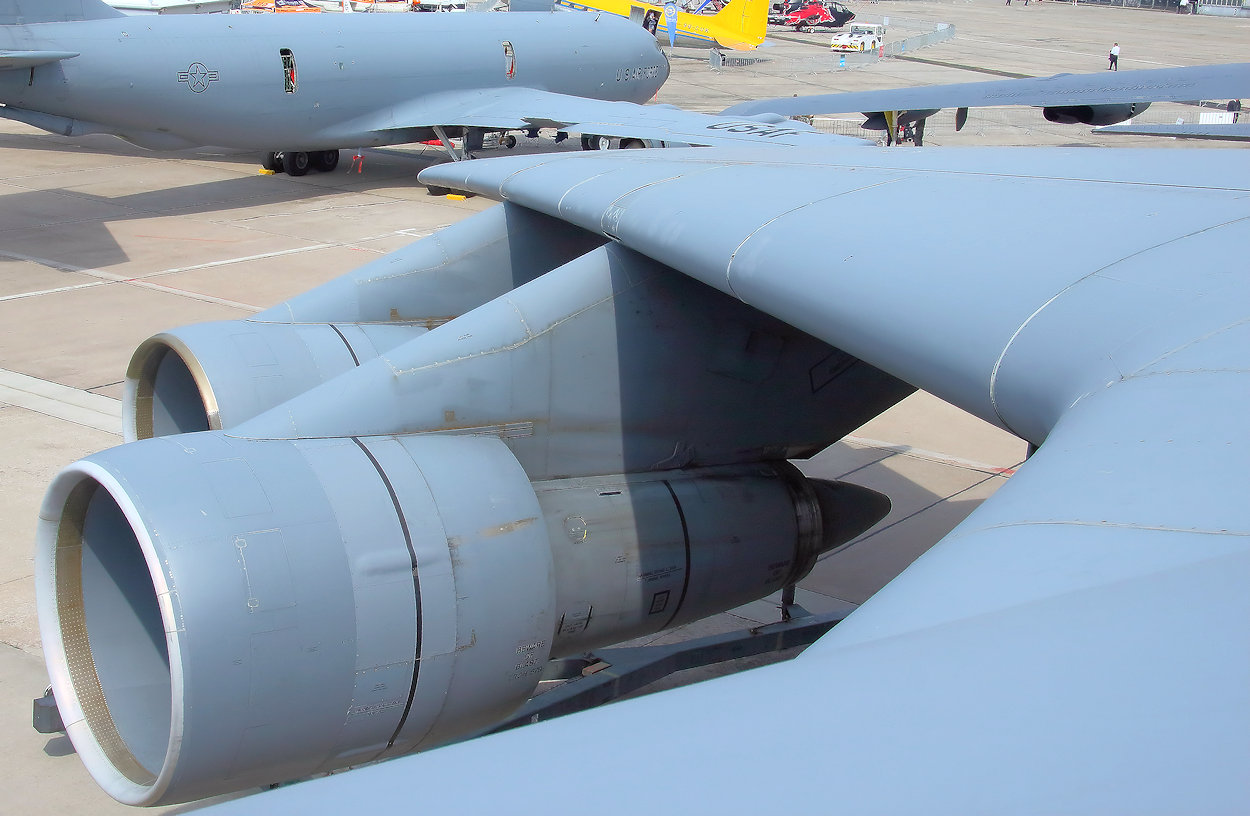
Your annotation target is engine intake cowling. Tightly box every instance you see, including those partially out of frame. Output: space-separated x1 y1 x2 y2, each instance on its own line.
125 321 420 441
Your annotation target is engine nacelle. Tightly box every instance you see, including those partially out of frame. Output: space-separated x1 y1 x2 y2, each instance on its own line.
37 431 885 806
123 204 607 441
1042 102 1150 126
125 321 419 441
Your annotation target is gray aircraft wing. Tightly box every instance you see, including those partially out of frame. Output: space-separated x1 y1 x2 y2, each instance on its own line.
190 144 1249 813
357 86 868 148
1095 121 1250 141
721 61 1250 119
0 50 79 70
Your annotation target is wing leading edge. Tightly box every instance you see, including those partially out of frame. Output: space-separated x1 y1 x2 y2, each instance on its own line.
193 145 1250 814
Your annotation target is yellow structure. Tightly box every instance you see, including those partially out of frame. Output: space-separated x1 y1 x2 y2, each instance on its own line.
554 0 766 51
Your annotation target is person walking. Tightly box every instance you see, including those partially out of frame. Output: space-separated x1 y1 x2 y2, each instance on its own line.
1109 42 1120 71
1228 99 1242 123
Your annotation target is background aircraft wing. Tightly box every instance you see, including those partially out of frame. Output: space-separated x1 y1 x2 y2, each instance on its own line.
202 145 1250 813
1095 122 1250 141
0 50 78 70
721 62 1250 117
371 87 869 147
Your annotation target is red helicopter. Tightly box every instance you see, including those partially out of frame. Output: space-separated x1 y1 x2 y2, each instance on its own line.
770 0 855 32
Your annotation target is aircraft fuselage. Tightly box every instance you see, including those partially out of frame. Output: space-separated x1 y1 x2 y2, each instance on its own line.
0 12 668 150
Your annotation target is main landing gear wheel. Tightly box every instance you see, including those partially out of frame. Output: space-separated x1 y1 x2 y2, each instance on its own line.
580 134 612 151
262 152 282 172
311 150 340 172
502 134 517 149
282 151 310 176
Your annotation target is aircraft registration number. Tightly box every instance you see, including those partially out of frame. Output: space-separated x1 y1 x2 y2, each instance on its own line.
617 64 663 82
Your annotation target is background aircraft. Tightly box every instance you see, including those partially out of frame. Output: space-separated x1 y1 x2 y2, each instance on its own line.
0 0 667 173
29 61 1249 811
6 0 1240 172
0 0 882 171
550 0 768 51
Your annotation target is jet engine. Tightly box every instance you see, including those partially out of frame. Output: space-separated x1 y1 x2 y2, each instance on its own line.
38 211 913 806
1042 102 1150 126
38 432 884 805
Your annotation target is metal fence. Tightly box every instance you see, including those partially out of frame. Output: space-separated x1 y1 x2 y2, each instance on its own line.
881 21 953 57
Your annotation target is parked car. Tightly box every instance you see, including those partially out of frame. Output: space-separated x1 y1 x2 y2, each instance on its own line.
830 22 884 51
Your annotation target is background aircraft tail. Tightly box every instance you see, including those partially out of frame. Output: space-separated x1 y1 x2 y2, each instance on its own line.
0 0 124 24
713 0 767 50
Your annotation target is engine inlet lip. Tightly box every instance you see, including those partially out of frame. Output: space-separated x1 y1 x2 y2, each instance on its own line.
35 460 184 806
124 333 222 443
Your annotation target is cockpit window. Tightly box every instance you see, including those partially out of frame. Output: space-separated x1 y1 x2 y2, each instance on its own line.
280 48 297 93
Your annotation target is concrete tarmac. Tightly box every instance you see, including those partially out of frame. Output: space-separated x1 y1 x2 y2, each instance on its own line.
0 2 1241 811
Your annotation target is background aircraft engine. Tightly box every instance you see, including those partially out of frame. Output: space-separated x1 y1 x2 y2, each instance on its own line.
1042 102 1149 125
36 430 882 806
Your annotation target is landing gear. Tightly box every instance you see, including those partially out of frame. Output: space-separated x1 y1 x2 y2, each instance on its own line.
264 150 339 176
281 150 310 176
310 149 340 172
580 134 613 151
502 134 517 149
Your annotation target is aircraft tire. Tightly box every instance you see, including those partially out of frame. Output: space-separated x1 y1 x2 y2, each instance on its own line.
283 151 310 176
620 138 646 149
580 134 594 150
426 185 451 197
263 152 283 172
311 150 340 172
595 135 612 151
503 134 517 149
